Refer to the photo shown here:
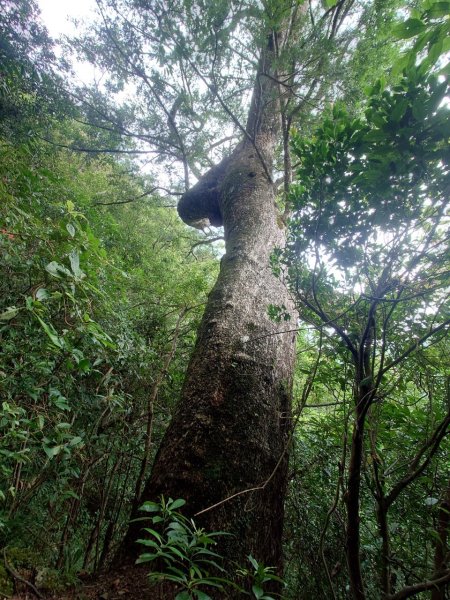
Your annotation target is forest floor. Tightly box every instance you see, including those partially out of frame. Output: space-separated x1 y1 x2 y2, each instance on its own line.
6 565 154 600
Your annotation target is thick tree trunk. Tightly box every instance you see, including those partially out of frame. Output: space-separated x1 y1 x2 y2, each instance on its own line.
136 144 295 560
120 25 297 589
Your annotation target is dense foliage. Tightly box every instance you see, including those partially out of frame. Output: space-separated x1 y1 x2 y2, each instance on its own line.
0 8 218 590
281 4 450 598
1 0 449 598
0 139 218 592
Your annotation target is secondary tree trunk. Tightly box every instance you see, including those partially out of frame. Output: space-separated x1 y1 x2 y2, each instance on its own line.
121 24 297 586
431 481 450 600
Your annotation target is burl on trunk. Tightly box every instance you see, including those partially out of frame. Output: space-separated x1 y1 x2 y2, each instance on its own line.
122 25 297 580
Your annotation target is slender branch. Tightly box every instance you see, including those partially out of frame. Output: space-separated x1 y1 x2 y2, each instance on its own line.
71 115 177 149
385 411 450 508
94 0 191 189
386 570 450 600
207 136 237 152
3 550 43 599
305 401 341 408
186 236 224 258
194 335 324 518
188 58 273 183
40 137 156 154
320 457 344 600
194 450 286 518
94 187 182 206
380 320 450 377
297 292 358 361
133 309 187 509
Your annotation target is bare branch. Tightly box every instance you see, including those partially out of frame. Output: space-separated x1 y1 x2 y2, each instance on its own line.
186 236 224 258
40 137 156 155
3 549 44 599
386 570 450 600
385 411 450 508
381 320 450 377
94 187 182 206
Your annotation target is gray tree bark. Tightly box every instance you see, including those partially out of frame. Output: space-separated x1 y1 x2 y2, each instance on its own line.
121 21 297 590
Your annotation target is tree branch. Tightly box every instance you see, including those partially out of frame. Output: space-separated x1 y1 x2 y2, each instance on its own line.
385 411 450 508
386 570 450 600
186 236 224 258
93 187 182 206
380 320 450 377
40 137 156 155
3 550 43 599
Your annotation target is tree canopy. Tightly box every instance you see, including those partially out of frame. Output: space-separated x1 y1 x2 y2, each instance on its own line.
0 0 449 599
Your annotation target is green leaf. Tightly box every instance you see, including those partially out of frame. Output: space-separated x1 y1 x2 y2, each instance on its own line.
169 498 187 510
78 358 91 373
0 307 19 321
425 497 439 506
392 53 414 77
136 553 159 563
54 397 70 411
142 528 163 542
35 288 49 301
69 250 85 279
425 37 444 66
69 436 83 447
45 261 72 279
252 585 264 599
392 19 427 39
166 565 186 578
35 315 65 349
136 538 160 549
193 591 213 600
390 97 409 122
412 98 427 121
43 444 62 459
152 516 164 524
167 546 188 561
140 501 161 513
66 223 76 237
425 2 450 18
175 592 191 600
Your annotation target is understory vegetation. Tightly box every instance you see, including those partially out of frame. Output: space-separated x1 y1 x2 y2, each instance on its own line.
0 0 449 599
0 132 218 593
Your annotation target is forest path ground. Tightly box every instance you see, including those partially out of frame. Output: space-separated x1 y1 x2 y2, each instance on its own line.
6 565 155 600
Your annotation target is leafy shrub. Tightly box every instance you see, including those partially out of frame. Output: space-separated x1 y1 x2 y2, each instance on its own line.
136 497 284 600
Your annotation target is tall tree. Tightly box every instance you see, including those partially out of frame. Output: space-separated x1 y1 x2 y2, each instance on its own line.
284 4 450 596
121 3 299 576
0 0 69 139
65 0 409 590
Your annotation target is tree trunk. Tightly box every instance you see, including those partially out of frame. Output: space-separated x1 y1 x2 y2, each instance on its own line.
431 481 450 600
121 25 297 584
